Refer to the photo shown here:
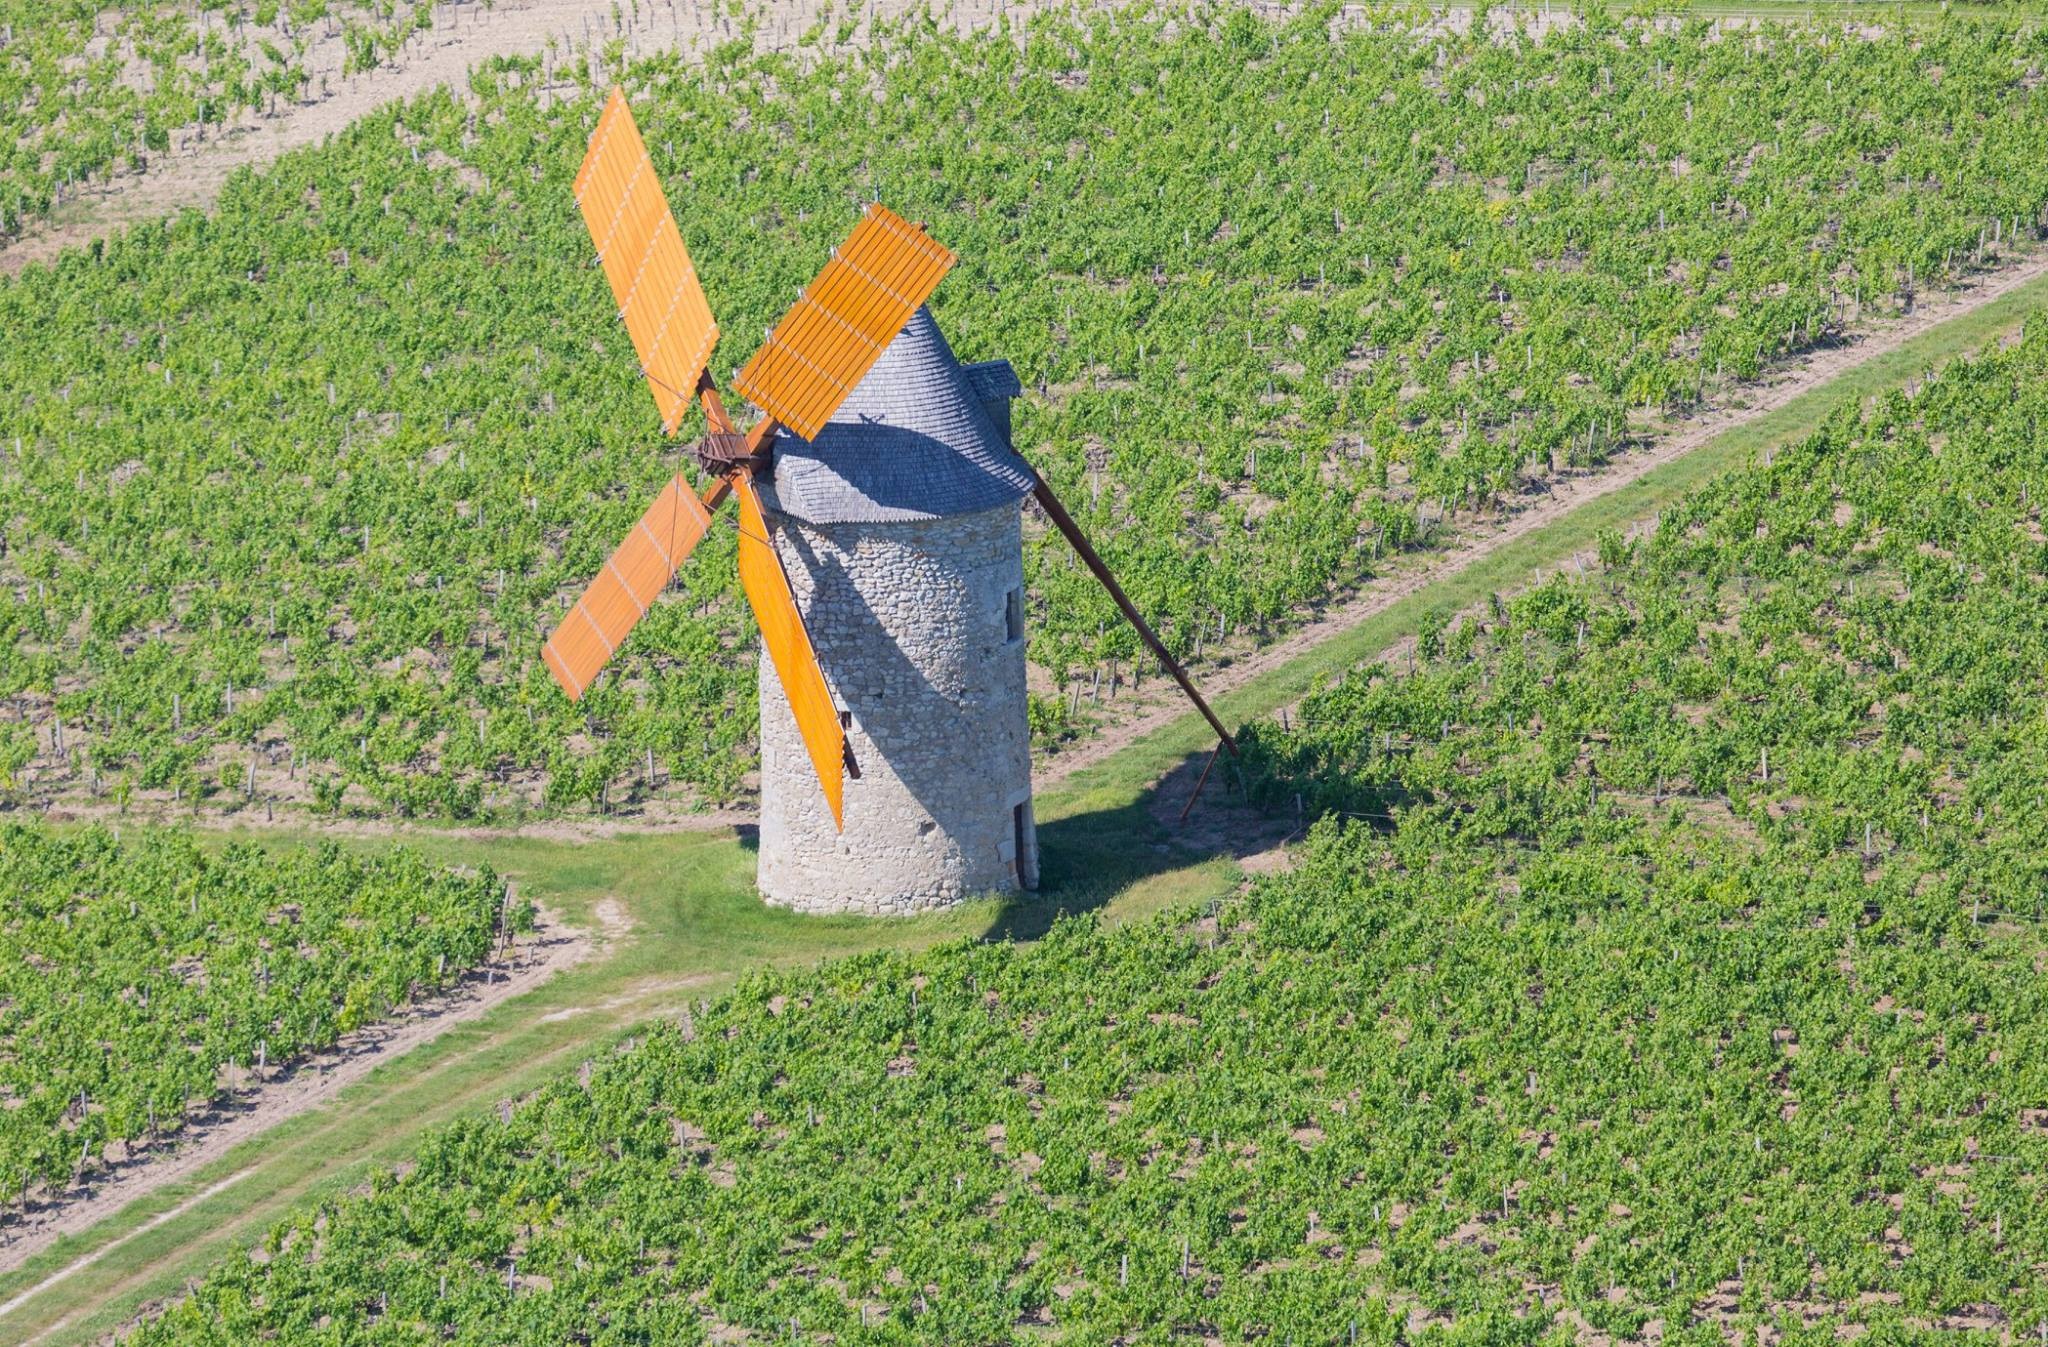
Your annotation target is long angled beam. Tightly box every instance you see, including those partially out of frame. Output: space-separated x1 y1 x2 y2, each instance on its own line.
1031 475 1239 757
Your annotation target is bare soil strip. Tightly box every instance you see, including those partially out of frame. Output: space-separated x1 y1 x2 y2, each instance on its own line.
0 0 1013 278
4 0 641 277
1035 246 2048 786
36 797 748 840
0 905 596 1281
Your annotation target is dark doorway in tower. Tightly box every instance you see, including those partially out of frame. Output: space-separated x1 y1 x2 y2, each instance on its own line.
1013 801 1040 890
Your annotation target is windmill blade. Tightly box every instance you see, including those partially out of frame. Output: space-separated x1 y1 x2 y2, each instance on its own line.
1031 474 1240 757
541 473 718 701
574 87 720 435
732 204 956 441
732 473 848 830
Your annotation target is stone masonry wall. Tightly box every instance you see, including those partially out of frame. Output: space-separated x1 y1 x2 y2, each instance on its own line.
756 502 1037 915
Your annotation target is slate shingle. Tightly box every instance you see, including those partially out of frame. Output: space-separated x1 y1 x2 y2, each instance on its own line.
758 308 1036 525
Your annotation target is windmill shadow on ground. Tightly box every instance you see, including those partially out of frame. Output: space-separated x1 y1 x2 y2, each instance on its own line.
974 743 1304 944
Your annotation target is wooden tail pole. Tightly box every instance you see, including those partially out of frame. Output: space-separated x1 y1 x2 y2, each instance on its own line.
1032 475 1239 756
1179 737 1226 824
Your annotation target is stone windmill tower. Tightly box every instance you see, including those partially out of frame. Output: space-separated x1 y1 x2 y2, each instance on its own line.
542 91 1239 915
753 309 1040 914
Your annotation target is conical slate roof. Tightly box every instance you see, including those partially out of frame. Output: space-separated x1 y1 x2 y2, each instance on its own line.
758 307 1037 525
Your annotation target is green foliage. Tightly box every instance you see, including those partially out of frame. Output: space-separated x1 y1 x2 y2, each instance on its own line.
1027 690 1075 747
1246 314 2048 866
0 823 520 1206
121 319 2048 1347
0 0 437 233
8 8 2048 822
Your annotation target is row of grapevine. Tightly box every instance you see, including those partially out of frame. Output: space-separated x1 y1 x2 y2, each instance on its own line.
123 320 2048 1343
0 0 440 236
9 7 2048 819
0 822 526 1210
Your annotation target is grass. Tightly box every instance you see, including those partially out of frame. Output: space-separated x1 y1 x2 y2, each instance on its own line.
3 263 2047 1346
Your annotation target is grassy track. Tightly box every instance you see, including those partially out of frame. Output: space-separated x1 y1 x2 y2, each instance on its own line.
4 261 2047 1347
0 826 1239 1344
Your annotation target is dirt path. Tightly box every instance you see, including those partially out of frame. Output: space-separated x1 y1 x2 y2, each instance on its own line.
0 0 1014 278
0 1172 254 1327
35 796 751 841
0 901 602 1283
1033 245 2048 787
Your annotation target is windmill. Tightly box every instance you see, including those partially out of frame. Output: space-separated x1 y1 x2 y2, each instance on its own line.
545 89 1238 914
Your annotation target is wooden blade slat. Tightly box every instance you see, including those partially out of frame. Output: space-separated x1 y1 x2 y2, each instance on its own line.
770 224 940 433
541 474 715 701
733 475 846 830
574 88 719 436
732 204 956 442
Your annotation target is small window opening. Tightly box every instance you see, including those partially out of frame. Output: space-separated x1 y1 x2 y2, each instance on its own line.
840 710 861 778
1004 586 1025 643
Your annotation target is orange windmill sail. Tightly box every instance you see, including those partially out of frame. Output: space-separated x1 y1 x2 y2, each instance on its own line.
544 89 1239 835
573 87 720 433
732 475 846 829
734 204 956 441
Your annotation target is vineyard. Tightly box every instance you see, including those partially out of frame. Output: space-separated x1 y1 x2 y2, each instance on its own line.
0 0 442 237
6 8 2048 818
0 822 523 1216
119 323 2048 1344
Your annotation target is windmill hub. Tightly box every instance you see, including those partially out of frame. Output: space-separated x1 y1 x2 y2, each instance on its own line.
689 430 766 475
